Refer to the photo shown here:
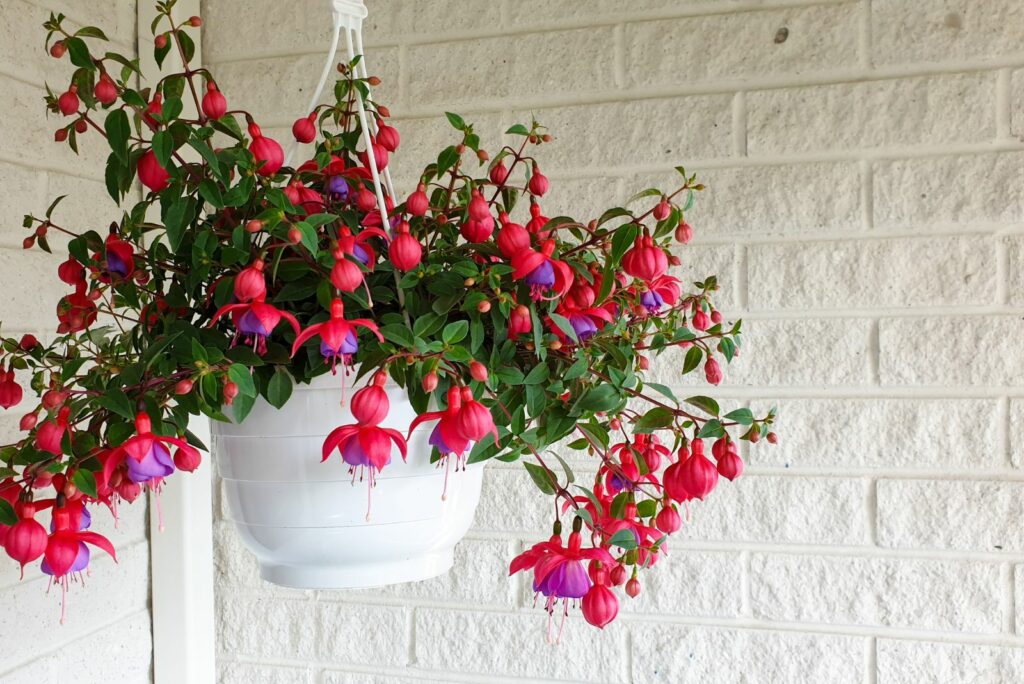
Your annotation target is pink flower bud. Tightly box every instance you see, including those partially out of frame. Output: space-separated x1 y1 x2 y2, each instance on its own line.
675 222 693 244
610 564 627 586
376 123 400 152
351 374 390 425
691 309 710 331
581 582 619 629
704 357 723 386
173 446 202 472
469 361 488 383
19 413 37 431
202 82 227 120
292 113 316 143
422 371 438 393
57 87 79 116
656 505 682 533
406 184 429 216
489 160 509 185
717 451 743 481
653 199 670 221
528 166 549 196
625 577 641 598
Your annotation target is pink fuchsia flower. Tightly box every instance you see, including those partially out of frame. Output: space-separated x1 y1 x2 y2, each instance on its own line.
454 387 498 445
94 233 135 282
663 440 719 502
497 215 531 259
322 373 408 519
210 297 301 355
0 478 18 547
42 503 116 623
406 184 429 216
704 357 723 385
101 412 199 490
512 239 573 300
550 302 613 343
34 407 70 455
525 200 550 238
639 274 681 314
283 179 324 216
510 522 615 643
290 298 383 373
408 386 469 459
581 566 619 629
56 287 98 333
248 121 284 176
4 499 52 575
233 259 267 303
389 222 423 272
0 369 23 409
622 234 668 281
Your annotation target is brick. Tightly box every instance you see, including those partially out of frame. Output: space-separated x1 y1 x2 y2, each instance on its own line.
0 162 46 248
871 0 1024 66
750 553 1002 632
877 479 1024 552
33 0 136 48
667 161 863 236
631 624 864 683
216 591 318 661
353 537 516 606
414 608 626 682
0 247 69 332
651 318 873 387
519 94 734 172
626 550 743 618
216 662 311 684
391 0 502 37
506 0 782 27
879 316 1024 386
670 243 739 310
748 236 996 310
1009 400 1024 468
46 171 129 239
0 542 150 672
625 5 860 88
3 610 152 684
874 152 1024 231
201 0 340 63
210 48 401 125
474 467 551 535
1017 564 1024 634
322 672 435 684
747 73 997 155
315 602 409 667
748 398 1002 470
684 475 869 545
876 639 1024 683
406 29 618 107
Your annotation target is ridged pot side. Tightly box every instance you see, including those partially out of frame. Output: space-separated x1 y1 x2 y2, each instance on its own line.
213 372 485 589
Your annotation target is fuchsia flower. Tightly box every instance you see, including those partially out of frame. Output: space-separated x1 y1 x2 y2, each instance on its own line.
511 239 573 300
663 439 720 502
95 233 135 282
622 233 668 281
510 521 615 642
43 502 116 623
638 274 681 314
0 369 23 409
508 303 533 340
283 179 324 216
408 386 471 460
291 298 383 372
581 565 619 629
497 215 531 259
101 413 199 492
322 372 408 518
210 264 301 354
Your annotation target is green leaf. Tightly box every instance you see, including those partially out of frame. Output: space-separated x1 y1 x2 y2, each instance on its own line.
64 37 93 70
266 369 293 409
444 111 466 130
523 363 550 385
609 223 639 265
228 364 257 398
597 207 631 226
0 499 16 526
104 109 130 163
75 26 109 40
505 124 530 136
682 346 703 374
626 187 663 205
636 498 658 518
645 382 678 404
72 470 98 498
295 221 320 257
548 312 578 343
523 461 557 495
724 408 755 425
380 324 415 348
607 529 638 550
96 388 135 420
188 138 225 182
437 146 459 175
442 320 469 345
634 407 675 433
697 418 726 439
685 395 720 417
576 385 620 413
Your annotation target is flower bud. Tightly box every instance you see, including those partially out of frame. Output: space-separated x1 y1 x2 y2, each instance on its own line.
174 379 194 395
245 219 263 233
223 380 239 405
625 577 641 598
50 41 66 58
19 413 37 431
19 334 37 351
675 222 694 244
469 361 488 383
476 300 491 313
422 371 438 393
653 199 671 221
704 357 722 386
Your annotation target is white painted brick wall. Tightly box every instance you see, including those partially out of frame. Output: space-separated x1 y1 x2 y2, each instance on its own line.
202 0 1024 681
0 2 152 681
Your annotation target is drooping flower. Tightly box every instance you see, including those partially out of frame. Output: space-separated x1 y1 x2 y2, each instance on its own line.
510 521 615 643
290 298 383 373
508 303 533 340
581 566 619 629
638 274 681 314
101 412 199 493
0 369 23 409
210 296 300 355
322 372 408 519
248 121 284 176
96 233 135 282
454 387 498 445
663 440 719 502
511 239 573 300
622 234 668 281
42 503 116 623
56 286 97 333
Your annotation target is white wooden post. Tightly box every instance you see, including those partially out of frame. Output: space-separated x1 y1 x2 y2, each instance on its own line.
136 2 217 682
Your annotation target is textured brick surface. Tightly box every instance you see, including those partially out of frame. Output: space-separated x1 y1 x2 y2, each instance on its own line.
748 398 1002 470
876 639 1024 683
749 236 996 310
877 479 1024 553
750 553 1002 632
747 73 996 155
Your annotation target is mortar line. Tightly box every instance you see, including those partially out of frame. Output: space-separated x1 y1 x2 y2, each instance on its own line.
997 68 1013 140
732 91 748 157
613 23 626 90
740 550 753 617
867 319 881 385
1000 397 1013 468
865 478 878 547
860 158 874 230
858 0 872 70
864 637 877 684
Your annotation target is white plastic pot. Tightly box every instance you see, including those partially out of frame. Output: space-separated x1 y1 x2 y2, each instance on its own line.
213 372 485 589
